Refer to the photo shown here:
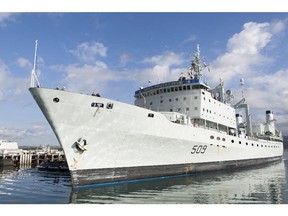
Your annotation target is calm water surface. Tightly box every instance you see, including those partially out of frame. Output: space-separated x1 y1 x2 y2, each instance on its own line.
1 149 288 204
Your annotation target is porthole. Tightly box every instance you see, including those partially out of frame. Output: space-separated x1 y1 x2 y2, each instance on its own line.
53 97 60 103
252 143 254 146
217 137 220 141
222 138 226 142
210 135 214 139
239 141 241 144
246 143 248 146
231 140 234 143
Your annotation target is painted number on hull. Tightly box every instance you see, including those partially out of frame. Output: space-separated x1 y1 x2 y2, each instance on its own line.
191 145 207 154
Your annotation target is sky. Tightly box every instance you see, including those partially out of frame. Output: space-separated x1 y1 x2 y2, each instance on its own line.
1 10 288 146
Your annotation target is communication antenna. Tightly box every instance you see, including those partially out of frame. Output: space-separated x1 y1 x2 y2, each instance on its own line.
139 87 146 108
202 57 210 84
240 78 245 99
190 44 202 80
30 40 41 88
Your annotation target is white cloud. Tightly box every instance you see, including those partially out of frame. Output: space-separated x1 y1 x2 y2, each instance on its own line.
246 69 288 110
227 22 271 55
143 51 183 66
70 41 108 63
209 21 285 86
60 50 185 93
138 51 184 84
17 57 32 68
0 59 29 102
0 124 54 145
0 60 10 101
181 34 197 45
0 13 15 27
62 61 118 94
119 53 131 66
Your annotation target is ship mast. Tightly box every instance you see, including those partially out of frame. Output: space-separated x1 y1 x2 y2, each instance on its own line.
189 44 203 80
30 40 41 88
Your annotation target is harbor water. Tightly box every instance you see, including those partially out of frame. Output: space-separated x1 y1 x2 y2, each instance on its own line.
1 149 288 204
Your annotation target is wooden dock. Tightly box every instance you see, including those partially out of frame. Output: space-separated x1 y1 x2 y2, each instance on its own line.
0 146 66 167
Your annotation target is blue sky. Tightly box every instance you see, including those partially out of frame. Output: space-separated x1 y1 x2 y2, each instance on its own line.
1 12 288 146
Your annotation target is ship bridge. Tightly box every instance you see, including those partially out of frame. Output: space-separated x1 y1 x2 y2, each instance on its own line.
134 45 237 134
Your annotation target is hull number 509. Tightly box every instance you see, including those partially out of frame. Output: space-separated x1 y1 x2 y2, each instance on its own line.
191 145 207 154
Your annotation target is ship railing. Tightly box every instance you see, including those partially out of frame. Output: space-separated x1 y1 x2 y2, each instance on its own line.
255 134 283 142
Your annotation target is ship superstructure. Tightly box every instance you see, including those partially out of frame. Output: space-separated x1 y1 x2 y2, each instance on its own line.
134 45 282 143
29 42 283 187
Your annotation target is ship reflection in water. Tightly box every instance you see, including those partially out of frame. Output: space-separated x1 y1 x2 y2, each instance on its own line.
1 151 288 204
70 156 288 204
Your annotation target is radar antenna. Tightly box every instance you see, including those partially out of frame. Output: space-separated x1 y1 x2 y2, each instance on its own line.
30 40 41 88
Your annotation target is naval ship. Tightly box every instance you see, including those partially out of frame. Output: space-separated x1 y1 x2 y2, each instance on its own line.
29 42 283 187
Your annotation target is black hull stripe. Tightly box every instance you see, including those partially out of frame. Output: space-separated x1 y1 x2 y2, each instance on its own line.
71 156 282 187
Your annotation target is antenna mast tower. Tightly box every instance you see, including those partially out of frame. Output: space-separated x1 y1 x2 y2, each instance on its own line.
30 40 41 88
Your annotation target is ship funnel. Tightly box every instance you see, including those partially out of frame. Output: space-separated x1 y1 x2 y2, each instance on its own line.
266 110 275 127
236 114 243 125
265 110 275 135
